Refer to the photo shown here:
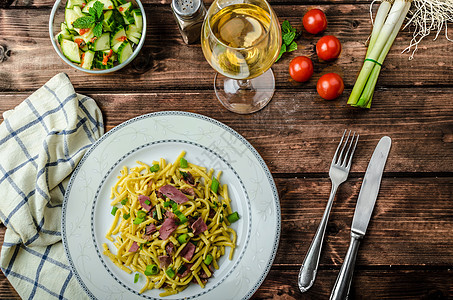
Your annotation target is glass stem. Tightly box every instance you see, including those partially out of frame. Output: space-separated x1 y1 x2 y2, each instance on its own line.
237 79 251 89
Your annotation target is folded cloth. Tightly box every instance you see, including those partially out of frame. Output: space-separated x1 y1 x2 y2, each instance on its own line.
0 73 104 299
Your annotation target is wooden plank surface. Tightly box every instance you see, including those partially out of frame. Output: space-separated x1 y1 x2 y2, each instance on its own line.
1 0 453 297
0 5 452 92
1 89 452 174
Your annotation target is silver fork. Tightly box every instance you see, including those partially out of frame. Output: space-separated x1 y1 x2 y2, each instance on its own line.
298 130 359 293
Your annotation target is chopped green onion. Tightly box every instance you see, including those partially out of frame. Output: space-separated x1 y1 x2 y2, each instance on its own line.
177 213 188 224
163 201 172 208
211 178 219 194
139 243 144 250
180 157 188 168
177 233 189 244
111 206 118 216
177 265 187 274
134 273 139 283
137 210 146 218
166 267 175 278
123 213 130 220
145 200 151 205
152 210 159 220
150 164 160 172
227 212 240 223
204 254 213 265
133 217 144 225
144 264 159 275
180 170 188 180
121 198 128 205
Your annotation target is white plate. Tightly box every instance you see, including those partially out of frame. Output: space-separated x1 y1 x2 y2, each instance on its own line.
62 111 280 300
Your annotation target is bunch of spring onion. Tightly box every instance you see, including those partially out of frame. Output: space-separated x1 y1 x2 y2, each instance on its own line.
348 0 413 108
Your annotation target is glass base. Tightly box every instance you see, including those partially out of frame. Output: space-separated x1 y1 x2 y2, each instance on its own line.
214 68 276 114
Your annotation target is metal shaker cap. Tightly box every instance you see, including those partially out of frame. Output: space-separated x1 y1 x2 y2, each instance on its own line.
172 0 202 19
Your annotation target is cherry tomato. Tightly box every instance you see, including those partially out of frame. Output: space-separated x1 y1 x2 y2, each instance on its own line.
317 73 344 100
289 56 314 83
316 35 342 61
303 9 327 34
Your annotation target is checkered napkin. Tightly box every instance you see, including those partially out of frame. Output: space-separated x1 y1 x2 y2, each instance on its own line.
0 73 104 299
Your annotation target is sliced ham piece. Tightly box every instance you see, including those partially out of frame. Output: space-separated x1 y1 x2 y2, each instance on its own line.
158 255 172 269
191 217 208 235
128 241 139 252
179 263 193 278
159 185 189 204
180 187 195 197
182 172 197 186
159 217 178 240
179 242 196 261
138 195 152 211
145 223 157 235
165 241 175 256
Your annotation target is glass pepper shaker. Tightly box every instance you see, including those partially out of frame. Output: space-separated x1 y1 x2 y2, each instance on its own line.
171 0 207 44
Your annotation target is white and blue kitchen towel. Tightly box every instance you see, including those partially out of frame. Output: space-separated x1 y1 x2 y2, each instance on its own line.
0 73 104 299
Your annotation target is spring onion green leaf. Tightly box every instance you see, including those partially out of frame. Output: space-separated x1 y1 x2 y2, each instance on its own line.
227 212 240 223
166 267 175 278
177 265 187 274
134 273 139 283
133 217 144 224
123 213 130 220
145 264 159 275
180 158 188 168
137 210 146 218
211 178 219 194
111 206 118 216
177 233 189 244
204 254 213 265
145 200 151 205
121 198 128 205
150 164 160 172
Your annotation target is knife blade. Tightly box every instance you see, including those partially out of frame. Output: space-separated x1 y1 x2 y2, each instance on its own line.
330 136 392 300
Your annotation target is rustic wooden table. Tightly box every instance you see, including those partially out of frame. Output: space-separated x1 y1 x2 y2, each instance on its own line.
1 0 452 298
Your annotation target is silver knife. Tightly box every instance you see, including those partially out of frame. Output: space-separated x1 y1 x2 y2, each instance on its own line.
330 136 392 300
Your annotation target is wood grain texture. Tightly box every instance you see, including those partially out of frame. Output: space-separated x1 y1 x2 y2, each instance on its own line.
1 89 452 174
251 268 453 299
0 5 452 92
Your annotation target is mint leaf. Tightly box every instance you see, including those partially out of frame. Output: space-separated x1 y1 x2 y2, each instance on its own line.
281 20 292 34
72 16 95 29
288 41 297 52
93 1 104 19
93 22 103 37
283 31 295 46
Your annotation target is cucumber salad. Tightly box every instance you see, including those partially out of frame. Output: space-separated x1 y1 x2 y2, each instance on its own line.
55 0 143 70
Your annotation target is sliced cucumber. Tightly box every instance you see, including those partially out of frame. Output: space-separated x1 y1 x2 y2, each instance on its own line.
66 0 85 8
126 25 141 44
112 41 122 53
65 7 84 30
94 32 110 50
132 9 143 30
117 2 132 16
110 25 127 46
102 10 116 32
81 50 95 69
82 0 115 13
117 41 133 63
61 39 81 63
123 14 135 25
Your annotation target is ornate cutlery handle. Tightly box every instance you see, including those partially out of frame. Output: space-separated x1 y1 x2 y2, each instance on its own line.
298 184 338 292
330 232 362 300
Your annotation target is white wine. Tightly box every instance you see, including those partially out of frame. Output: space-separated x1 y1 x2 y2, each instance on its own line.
201 3 281 80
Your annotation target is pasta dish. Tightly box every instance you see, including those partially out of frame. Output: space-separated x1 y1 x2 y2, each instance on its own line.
102 151 240 296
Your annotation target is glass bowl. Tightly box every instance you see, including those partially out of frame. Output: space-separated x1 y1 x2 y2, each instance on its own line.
49 0 146 74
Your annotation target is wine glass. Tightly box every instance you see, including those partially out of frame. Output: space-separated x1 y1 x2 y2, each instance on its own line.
201 0 282 114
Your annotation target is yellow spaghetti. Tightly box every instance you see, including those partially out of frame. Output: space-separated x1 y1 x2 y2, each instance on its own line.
102 151 240 296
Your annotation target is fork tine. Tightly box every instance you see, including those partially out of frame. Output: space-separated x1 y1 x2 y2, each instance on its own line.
341 131 355 167
345 133 359 169
337 130 351 165
332 129 347 165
